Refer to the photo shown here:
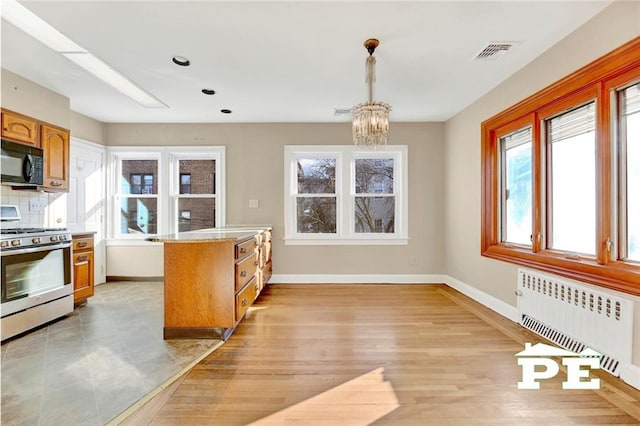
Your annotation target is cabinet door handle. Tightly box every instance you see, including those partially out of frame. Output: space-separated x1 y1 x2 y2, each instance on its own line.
77 255 88 262
240 247 246 254
50 181 62 187
241 298 247 307
254 260 258 266
240 271 247 277
77 242 87 248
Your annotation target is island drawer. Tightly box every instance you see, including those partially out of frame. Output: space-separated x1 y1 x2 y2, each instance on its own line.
236 277 257 322
235 251 258 291
235 237 258 260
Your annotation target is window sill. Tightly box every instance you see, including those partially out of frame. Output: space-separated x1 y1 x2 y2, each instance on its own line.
284 237 409 246
482 244 640 296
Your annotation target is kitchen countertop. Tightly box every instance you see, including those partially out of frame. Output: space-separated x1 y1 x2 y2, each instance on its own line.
70 230 97 236
147 225 271 243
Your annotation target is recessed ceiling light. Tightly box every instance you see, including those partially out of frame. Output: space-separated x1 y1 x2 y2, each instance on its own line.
221 109 232 114
172 56 190 66
201 89 216 95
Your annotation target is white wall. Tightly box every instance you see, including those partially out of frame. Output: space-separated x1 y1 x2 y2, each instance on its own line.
444 0 640 366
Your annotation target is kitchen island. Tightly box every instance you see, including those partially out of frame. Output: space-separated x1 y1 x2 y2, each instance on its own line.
148 226 272 340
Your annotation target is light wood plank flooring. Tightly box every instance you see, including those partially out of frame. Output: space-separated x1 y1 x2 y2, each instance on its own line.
120 284 640 425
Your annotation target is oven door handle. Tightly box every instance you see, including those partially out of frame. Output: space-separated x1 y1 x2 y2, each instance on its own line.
0 242 71 256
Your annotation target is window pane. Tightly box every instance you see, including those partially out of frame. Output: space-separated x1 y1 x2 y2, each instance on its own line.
355 197 395 233
296 197 336 233
121 160 157 194
548 103 596 254
624 84 640 261
297 159 336 194
355 158 394 194
179 160 215 194
120 197 157 234
178 198 215 232
501 128 532 245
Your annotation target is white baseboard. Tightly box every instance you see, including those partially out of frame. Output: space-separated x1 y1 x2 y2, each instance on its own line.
443 275 520 323
620 363 640 389
269 274 448 284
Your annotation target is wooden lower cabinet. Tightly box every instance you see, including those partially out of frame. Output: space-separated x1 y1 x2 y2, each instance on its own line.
72 233 95 304
163 228 272 340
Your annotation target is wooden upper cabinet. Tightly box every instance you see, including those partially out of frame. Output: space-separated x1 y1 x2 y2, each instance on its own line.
1 110 39 146
40 124 70 191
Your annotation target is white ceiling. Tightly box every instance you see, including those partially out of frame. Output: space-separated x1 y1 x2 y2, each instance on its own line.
1 1 612 124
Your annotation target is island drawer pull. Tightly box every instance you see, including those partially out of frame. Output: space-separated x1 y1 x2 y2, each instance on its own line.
240 271 247 277
77 241 87 248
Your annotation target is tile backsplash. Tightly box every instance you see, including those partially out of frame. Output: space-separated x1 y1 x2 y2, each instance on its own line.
0 185 67 229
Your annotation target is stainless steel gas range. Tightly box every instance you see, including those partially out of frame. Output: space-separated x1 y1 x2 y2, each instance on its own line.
1 205 73 340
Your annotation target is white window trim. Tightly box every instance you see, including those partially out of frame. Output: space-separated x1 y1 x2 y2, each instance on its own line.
106 146 225 243
169 149 225 234
284 145 408 245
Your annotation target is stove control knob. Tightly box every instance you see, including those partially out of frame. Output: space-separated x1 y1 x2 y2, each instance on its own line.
0 241 8 248
32 237 41 244
59 235 67 241
11 239 21 247
50 236 59 242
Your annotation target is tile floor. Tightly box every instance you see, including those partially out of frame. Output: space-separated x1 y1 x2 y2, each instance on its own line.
1 281 222 426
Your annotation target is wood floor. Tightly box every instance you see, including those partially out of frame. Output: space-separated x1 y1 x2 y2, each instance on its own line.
119 284 640 425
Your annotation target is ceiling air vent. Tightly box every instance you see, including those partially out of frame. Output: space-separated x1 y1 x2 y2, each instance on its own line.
474 42 513 61
334 108 352 116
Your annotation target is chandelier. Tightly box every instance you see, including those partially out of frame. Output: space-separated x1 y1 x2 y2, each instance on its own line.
352 38 391 147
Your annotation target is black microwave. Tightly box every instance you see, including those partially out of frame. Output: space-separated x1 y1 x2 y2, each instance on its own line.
1 139 44 186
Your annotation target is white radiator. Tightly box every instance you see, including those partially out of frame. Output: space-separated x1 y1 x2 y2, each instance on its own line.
517 268 634 376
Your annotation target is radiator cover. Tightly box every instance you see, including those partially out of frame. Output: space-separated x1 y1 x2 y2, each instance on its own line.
517 268 634 376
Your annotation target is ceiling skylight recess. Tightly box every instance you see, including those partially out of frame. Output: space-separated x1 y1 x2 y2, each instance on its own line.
0 0 167 108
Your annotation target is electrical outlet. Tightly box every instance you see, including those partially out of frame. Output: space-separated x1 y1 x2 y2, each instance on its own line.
29 199 47 212
249 199 259 209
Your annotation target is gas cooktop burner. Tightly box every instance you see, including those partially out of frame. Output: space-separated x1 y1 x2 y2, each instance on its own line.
1 227 68 235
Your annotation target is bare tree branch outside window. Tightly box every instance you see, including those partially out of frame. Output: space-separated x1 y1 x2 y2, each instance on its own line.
354 159 395 233
296 158 337 233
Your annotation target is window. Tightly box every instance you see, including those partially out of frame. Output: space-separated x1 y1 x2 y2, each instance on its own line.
130 173 154 194
546 102 596 255
179 210 191 232
108 147 225 240
172 157 217 233
500 127 532 246
296 157 337 234
354 158 395 234
481 37 640 294
284 145 407 245
620 83 640 263
119 158 159 235
179 173 191 194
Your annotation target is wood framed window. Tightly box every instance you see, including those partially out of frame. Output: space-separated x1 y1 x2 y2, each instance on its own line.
481 37 640 295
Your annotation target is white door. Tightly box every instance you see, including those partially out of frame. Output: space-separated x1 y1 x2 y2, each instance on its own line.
68 138 106 284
